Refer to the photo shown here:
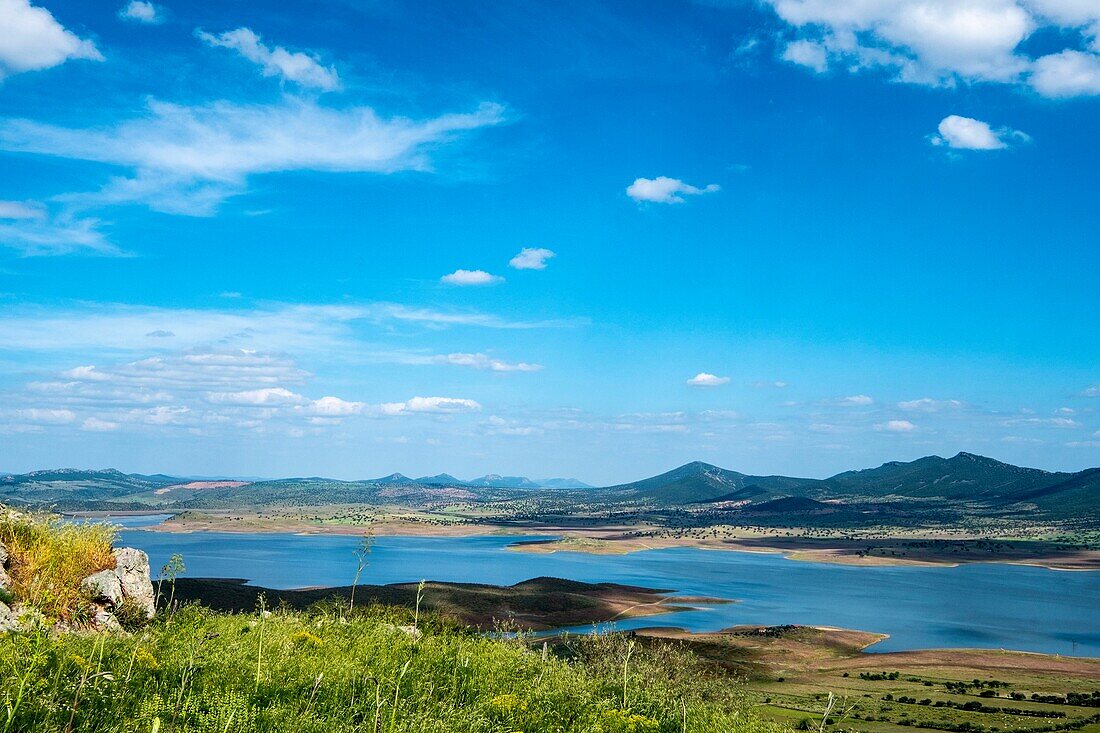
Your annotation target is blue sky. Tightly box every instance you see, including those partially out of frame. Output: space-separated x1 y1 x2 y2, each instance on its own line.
0 0 1098 483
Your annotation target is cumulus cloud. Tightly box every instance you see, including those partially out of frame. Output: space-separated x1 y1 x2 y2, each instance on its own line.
1085 384 1100 397
509 247 556 270
0 0 102 80
626 177 720 204
930 115 1026 149
198 27 339 91
761 0 1100 97
782 39 829 71
838 394 874 406
1030 49 1100 97
686 372 731 387
440 269 503 286
306 396 365 416
433 353 542 372
119 1 161 24
379 396 482 415
876 419 917 432
0 98 506 217
206 387 304 406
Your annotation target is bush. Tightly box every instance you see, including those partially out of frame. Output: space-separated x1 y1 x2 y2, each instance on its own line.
0 507 117 620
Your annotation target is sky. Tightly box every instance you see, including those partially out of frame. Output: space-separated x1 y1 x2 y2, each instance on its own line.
0 0 1098 484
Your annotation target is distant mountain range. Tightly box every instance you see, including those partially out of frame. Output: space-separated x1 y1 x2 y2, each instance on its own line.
605 452 1099 518
370 473 592 489
1 453 1096 519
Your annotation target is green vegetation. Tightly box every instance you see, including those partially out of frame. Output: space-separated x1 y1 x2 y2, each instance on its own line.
0 602 779 733
0 508 116 621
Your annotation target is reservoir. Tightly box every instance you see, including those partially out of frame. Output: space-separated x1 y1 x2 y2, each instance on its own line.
114 518 1100 657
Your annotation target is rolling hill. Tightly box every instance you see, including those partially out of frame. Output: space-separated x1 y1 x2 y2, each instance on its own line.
1 453 1095 519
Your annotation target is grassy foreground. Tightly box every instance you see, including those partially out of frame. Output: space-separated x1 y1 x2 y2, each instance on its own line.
0 601 779 733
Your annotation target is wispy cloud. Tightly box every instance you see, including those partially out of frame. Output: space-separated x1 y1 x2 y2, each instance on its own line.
433 353 542 372
0 98 507 218
198 27 339 91
0 301 580 355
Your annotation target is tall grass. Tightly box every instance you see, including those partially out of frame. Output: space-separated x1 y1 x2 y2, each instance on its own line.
0 602 781 733
0 508 116 621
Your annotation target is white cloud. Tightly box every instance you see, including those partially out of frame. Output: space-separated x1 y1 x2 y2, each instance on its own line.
0 200 44 219
783 39 829 71
753 380 789 388
762 0 1100 97
626 177 720 204
12 408 75 424
441 269 503 286
509 247 556 270
0 98 506 216
206 387 305 406
0 209 116 256
433 353 542 372
81 417 119 432
1085 384 1100 397
897 397 963 411
0 302 578 357
198 27 339 91
119 1 161 25
0 0 102 80
686 372 731 387
838 394 874 405
379 396 482 415
1029 49 1100 97
306 396 365 416
876 419 917 432
1002 416 1082 427
930 115 1024 149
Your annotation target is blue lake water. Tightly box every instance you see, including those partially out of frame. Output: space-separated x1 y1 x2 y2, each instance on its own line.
108 517 1100 657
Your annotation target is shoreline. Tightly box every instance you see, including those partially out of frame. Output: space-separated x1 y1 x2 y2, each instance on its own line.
97 511 1100 572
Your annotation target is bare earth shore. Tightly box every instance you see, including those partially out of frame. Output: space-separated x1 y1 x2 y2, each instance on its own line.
88 510 1100 571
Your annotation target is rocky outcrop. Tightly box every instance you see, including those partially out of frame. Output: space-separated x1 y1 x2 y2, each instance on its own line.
112 548 156 619
75 547 156 631
0 534 156 633
81 569 123 607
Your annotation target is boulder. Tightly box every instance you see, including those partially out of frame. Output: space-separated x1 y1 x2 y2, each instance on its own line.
113 547 155 618
0 539 8 566
81 569 123 607
0 564 10 595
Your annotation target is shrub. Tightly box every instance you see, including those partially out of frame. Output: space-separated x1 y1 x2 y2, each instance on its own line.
0 507 117 620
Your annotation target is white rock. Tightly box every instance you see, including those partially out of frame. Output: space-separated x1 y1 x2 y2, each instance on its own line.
113 548 155 618
81 570 123 607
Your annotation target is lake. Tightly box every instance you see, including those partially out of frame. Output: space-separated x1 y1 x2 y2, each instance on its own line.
111 517 1100 657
